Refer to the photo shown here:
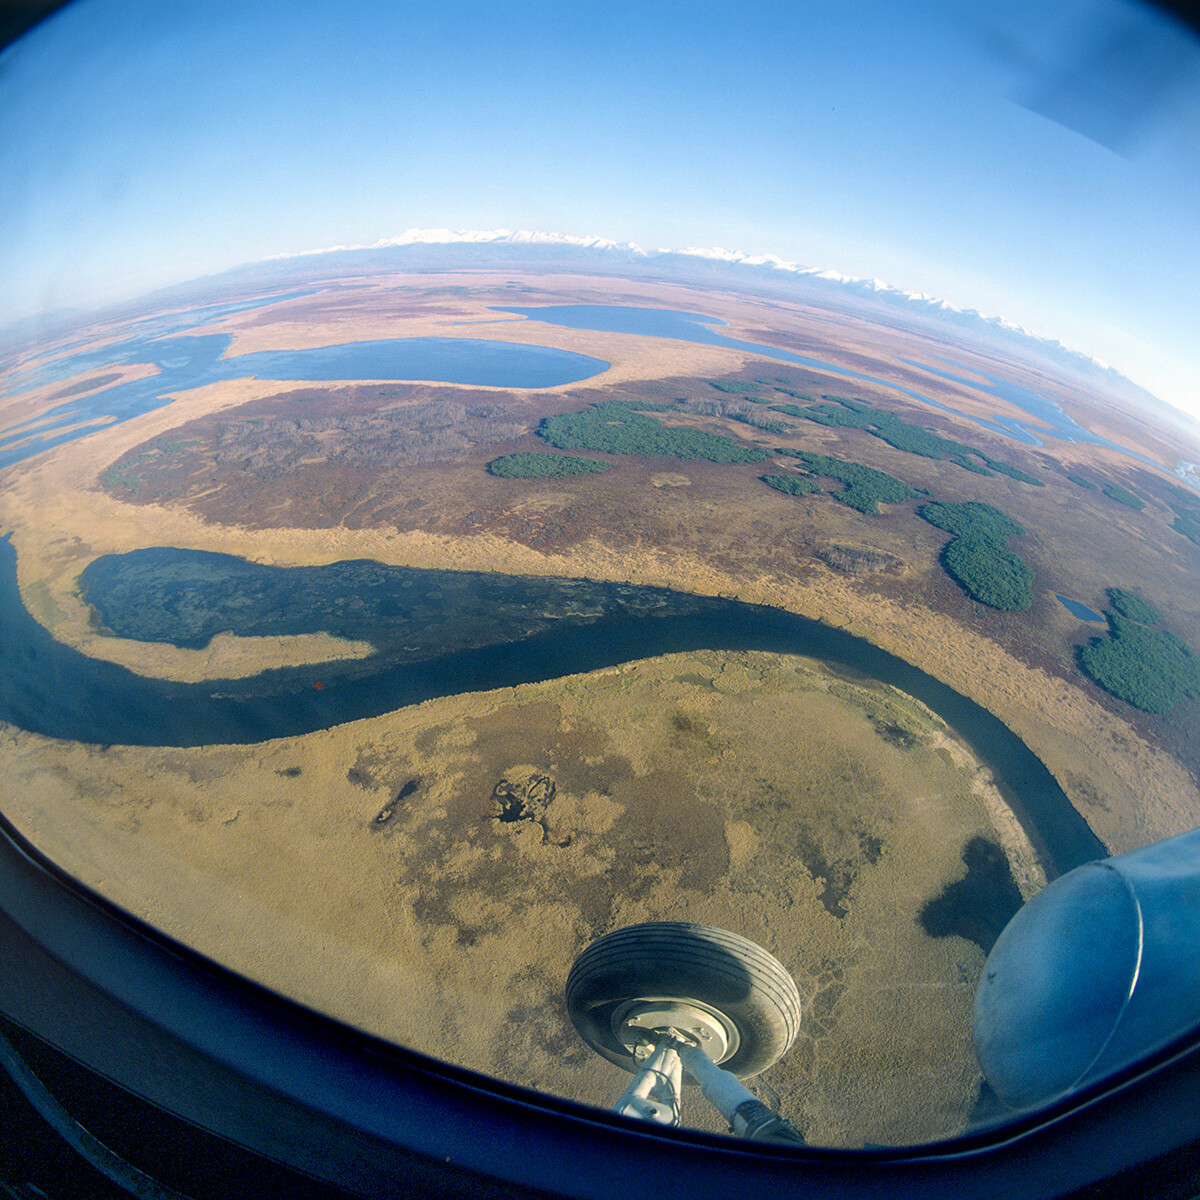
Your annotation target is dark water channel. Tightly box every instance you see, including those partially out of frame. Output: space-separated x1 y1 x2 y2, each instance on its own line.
0 536 1105 877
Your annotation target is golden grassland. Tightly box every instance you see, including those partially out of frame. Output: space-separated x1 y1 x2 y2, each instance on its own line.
3 271 1200 1145
3 272 1198 856
0 649 1042 1145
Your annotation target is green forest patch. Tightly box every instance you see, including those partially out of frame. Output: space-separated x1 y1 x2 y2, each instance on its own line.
98 437 202 493
773 450 922 515
707 380 766 398
1175 509 1200 546
488 453 610 478
1078 598 1200 714
539 400 771 464
1106 588 1159 625
762 473 823 498
918 501 1024 544
768 395 1043 485
99 457 153 492
1101 483 1145 510
1167 485 1200 548
918 501 1033 611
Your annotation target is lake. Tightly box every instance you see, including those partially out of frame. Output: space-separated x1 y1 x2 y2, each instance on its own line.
0 289 320 392
1056 594 1107 623
0 330 610 469
901 357 1162 467
493 304 1157 465
4 297 1144 472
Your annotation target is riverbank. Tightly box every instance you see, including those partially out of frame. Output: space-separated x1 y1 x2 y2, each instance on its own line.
0 648 1043 1146
2 271 1197 858
0 532 1103 875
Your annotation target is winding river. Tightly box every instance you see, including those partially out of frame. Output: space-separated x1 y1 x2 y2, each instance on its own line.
0 536 1105 876
0 299 1123 883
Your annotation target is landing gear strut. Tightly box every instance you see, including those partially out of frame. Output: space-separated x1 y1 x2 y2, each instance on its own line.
565 922 806 1145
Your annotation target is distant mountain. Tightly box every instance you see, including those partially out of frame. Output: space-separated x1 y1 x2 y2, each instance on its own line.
0 306 89 356
259 227 1108 362
14 228 1180 430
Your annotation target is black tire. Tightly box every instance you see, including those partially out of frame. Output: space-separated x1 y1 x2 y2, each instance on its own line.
565 922 801 1079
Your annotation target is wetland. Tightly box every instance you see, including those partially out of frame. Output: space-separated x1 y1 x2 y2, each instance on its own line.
5 267 1200 1145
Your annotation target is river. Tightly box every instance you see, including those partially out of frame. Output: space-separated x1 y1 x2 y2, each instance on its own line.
0 535 1105 875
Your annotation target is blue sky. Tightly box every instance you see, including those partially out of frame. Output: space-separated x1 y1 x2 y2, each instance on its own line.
1 0 1197 416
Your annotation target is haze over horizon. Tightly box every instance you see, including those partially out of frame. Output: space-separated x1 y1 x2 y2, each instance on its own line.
1 0 1198 419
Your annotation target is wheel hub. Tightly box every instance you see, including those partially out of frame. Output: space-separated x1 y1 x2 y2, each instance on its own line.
610 999 739 1064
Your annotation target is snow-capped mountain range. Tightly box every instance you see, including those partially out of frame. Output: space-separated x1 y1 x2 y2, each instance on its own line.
267 225 990 311
264 226 1116 378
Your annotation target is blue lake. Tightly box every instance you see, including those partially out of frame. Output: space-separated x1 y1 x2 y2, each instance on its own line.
0 331 609 469
1056 595 1107 623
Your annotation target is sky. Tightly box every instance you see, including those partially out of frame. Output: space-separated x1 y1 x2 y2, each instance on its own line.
0 0 1197 416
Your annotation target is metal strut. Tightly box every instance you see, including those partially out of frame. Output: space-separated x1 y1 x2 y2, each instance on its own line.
612 1036 685 1126
611 1030 805 1145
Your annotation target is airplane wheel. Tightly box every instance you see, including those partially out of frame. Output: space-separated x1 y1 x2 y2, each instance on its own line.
565 922 801 1079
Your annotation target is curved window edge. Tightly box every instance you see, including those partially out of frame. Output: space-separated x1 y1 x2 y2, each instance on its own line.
4 810 1200 1198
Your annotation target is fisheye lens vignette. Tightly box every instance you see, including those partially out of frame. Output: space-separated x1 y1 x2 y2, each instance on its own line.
1 0 1199 1172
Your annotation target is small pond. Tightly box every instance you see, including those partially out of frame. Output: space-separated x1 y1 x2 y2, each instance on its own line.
1056 594 1107 623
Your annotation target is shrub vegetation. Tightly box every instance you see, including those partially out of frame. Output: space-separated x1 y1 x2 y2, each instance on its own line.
918 501 1024 543
99 437 201 492
1066 473 1097 490
1102 483 1145 509
99 460 149 492
1106 588 1159 625
487 452 610 478
774 450 921 514
940 539 1034 612
1172 506 1200 547
540 401 770 463
918 501 1033 611
708 380 764 396
1167 485 1200 546
761 473 822 498
768 395 1043 484
731 415 792 436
